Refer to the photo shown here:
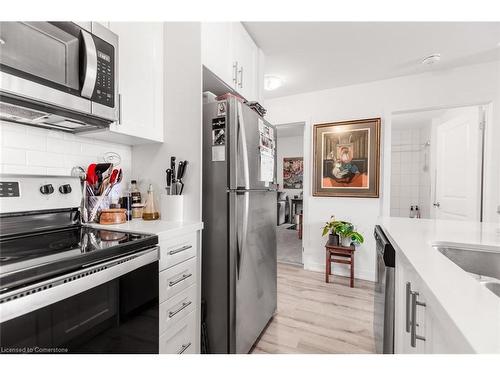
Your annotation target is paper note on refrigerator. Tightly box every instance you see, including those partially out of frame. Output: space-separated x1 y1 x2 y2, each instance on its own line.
260 153 274 182
258 119 275 182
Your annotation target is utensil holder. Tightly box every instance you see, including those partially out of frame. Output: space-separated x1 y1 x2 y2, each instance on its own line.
160 194 184 222
84 195 111 223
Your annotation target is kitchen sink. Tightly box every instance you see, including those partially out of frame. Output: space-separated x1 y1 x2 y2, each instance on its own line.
481 281 500 297
433 243 500 297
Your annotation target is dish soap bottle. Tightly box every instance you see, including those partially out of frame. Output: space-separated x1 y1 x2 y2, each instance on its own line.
142 184 160 220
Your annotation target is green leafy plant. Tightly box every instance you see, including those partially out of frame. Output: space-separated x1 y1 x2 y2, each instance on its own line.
321 216 353 237
345 230 364 245
321 216 364 246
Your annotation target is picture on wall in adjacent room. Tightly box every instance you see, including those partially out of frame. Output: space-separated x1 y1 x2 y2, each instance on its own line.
313 118 380 197
283 157 303 189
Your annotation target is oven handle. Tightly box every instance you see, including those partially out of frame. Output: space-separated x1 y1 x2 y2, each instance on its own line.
81 30 98 99
0 246 159 323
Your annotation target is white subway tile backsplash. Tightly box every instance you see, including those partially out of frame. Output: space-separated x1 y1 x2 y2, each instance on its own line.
26 150 65 167
1 121 132 177
1 147 26 165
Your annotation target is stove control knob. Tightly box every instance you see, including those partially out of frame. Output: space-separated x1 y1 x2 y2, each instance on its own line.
59 184 72 194
40 184 54 195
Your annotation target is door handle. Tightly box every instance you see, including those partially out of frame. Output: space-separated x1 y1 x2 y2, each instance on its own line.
168 244 192 255
238 66 243 88
236 190 249 280
232 61 238 86
118 93 122 124
433 202 440 208
410 291 426 348
168 300 192 318
405 282 411 333
81 30 97 99
177 342 191 354
168 273 192 287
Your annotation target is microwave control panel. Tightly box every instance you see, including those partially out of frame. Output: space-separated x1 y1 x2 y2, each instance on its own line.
91 35 115 108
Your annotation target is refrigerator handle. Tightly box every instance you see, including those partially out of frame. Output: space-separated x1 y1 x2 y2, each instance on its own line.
236 191 250 280
237 102 250 189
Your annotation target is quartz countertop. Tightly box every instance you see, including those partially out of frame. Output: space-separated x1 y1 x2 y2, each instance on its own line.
379 217 500 353
88 219 203 237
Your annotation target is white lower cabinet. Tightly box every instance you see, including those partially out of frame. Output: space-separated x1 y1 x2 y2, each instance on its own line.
395 252 473 353
158 230 201 354
159 311 197 354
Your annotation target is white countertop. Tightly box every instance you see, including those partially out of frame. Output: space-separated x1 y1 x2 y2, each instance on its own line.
89 219 203 237
379 217 500 353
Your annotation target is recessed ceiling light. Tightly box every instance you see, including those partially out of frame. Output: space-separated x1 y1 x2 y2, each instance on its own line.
422 54 441 65
264 75 283 91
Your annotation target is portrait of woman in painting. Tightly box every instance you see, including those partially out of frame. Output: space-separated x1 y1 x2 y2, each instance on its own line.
313 118 380 197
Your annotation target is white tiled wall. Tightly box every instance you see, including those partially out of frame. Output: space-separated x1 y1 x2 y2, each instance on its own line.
0 121 132 180
390 126 431 218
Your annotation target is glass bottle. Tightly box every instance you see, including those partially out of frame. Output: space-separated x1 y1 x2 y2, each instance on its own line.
142 184 160 220
130 180 142 204
409 205 415 218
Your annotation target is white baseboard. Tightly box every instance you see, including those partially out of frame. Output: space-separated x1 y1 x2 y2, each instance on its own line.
304 261 376 282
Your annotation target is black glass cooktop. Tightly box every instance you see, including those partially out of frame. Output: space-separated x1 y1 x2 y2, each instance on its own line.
0 226 158 294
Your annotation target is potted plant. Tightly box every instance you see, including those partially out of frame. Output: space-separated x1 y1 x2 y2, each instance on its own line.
322 216 364 247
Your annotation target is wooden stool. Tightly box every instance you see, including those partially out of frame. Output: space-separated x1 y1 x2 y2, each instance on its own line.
325 240 355 287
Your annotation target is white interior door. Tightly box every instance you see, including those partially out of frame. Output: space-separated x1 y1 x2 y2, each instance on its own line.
434 107 482 221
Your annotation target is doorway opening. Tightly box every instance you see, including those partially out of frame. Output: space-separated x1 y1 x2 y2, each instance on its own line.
275 122 305 265
390 105 487 221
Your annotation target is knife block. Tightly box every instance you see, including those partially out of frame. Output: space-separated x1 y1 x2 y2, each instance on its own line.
160 194 184 222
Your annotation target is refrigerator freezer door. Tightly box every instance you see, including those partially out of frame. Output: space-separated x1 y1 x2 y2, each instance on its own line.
229 99 277 190
229 190 277 353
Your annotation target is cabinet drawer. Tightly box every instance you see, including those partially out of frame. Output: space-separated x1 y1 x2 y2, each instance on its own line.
159 283 197 335
159 257 197 303
159 310 197 354
159 232 197 271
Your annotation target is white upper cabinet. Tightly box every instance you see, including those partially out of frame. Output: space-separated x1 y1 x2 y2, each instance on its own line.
201 23 234 87
201 22 261 102
108 22 164 143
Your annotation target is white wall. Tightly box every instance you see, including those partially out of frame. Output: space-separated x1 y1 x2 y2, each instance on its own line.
0 120 132 181
277 134 304 197
132 22 202 222
265 61 500 281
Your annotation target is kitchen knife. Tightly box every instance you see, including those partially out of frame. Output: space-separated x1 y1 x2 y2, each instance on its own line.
166 169 172 194
170 157 176 182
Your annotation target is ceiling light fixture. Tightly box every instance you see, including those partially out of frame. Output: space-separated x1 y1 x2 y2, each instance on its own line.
421 53 441 65
264 75 283 91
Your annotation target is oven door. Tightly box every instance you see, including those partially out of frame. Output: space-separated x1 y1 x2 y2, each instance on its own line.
0 22 117 122
0 248 158 354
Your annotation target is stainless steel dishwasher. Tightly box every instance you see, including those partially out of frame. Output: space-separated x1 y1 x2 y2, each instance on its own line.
374 225 395 354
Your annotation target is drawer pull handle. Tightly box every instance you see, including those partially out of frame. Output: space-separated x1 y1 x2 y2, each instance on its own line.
169 273 193 287
177 342 191 354
410 291 426 348
168 245 192 255
168 301 192 318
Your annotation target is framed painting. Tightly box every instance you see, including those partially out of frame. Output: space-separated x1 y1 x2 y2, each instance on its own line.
313 118 381 197
283 157 303 189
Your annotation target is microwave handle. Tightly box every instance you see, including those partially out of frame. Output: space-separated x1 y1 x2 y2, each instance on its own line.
81 30 98 99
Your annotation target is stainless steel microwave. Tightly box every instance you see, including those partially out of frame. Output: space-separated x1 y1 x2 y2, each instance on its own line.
0 22 118 132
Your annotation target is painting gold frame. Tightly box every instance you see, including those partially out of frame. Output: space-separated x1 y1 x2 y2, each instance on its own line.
313 118 381 198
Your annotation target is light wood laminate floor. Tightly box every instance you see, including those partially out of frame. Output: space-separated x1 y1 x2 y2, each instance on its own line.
252 263 376 354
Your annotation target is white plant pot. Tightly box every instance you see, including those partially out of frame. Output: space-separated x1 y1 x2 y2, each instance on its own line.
341 236 352 247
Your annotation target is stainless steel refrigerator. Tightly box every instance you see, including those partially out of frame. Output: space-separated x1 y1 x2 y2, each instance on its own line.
202 97 277 354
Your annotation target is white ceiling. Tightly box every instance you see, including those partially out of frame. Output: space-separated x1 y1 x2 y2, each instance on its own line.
276 122 305 137
243 22 500 98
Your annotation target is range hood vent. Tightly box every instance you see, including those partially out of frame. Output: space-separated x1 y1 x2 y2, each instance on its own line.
0 93 111 133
